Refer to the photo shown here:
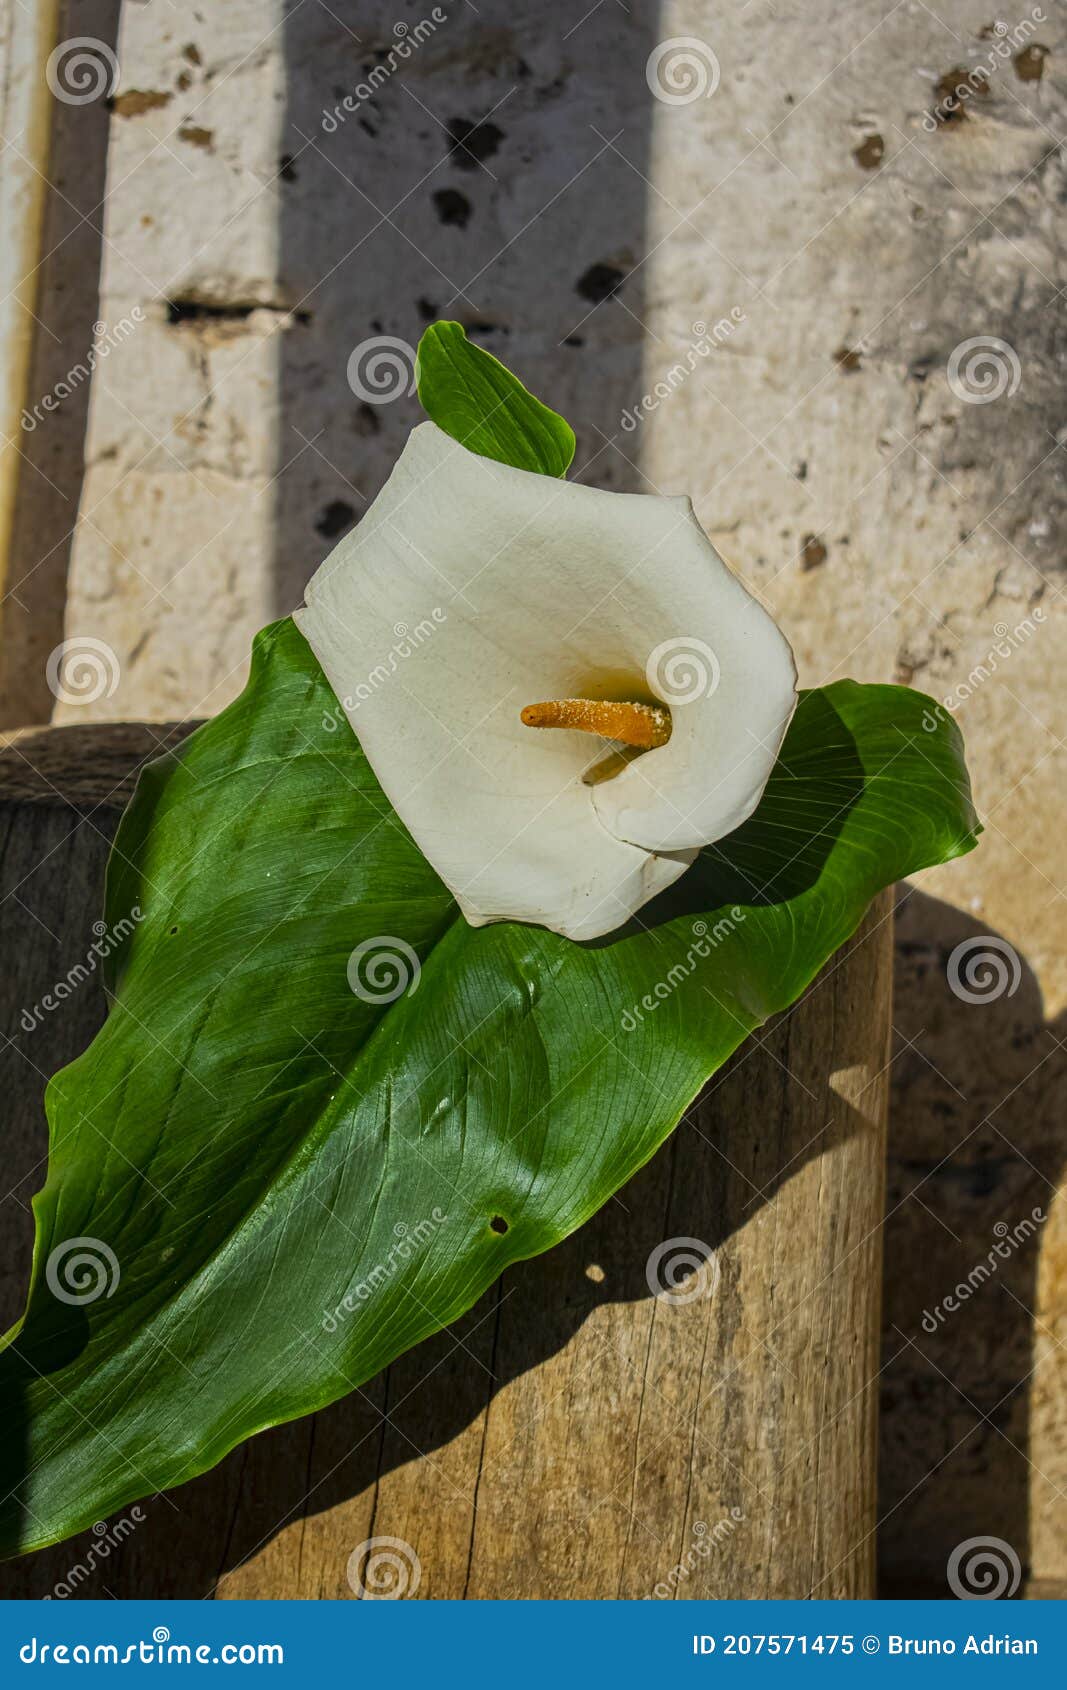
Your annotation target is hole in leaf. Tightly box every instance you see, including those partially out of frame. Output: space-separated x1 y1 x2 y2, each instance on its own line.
489 1215 509 1235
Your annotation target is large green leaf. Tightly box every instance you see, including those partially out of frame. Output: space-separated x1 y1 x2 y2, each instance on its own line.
415 320 575 476
1 615 976 1553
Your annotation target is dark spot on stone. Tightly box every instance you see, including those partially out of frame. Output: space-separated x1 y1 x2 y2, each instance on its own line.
800 534 828 571
416 297 438 322
784 93 795 105
1014 44 1048 81
516 58 532 79
315 500 355 540
795 458 808 481
489 1215 509 1235
352 403 381 437
853 133 884 169
577 263 624 304
371 319 383 334
466 321 510 339
110 89 172 117
447 118 504 170
167 299 254 326
176 70 192 92
563 335 584 347
909 354 936 383
183 44 202 66
933 66 989 124
834 344 862 372
178 124 214 151
358 117 378 138
278 153 298 182
433 187 472 227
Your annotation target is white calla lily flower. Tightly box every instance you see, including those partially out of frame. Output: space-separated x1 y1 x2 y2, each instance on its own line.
295 422 796 941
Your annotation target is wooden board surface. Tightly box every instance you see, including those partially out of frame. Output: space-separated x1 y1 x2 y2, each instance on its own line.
0 725 892 1598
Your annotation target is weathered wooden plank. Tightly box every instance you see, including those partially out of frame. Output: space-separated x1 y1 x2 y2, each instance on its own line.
0 725 891 1598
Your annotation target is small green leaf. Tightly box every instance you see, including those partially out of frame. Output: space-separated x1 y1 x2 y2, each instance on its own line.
416 320 576 476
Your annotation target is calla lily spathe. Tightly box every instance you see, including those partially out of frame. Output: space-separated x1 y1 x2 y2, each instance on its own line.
295 422 796 941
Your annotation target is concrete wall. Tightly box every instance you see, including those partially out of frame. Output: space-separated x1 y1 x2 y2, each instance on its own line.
1 0 1064 1594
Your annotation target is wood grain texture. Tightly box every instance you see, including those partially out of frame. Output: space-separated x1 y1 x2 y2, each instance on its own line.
0 726 891 1599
